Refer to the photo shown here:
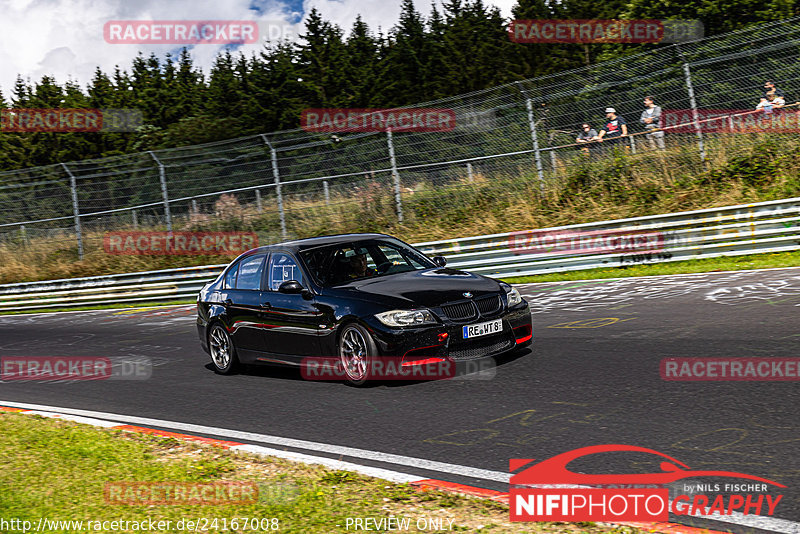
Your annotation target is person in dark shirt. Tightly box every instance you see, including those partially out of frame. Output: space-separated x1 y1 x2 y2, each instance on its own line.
347 253 375 279
597 108 627 148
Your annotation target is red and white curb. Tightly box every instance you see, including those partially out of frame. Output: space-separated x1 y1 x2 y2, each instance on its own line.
0 404 730 534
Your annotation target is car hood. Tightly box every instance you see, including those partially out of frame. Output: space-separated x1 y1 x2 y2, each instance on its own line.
342 268 503 307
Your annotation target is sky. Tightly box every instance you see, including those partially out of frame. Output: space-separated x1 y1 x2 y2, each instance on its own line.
0 0 517 101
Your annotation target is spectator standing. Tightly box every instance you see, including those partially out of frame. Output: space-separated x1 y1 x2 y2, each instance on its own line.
756 90 785 113
576 123 598 155
596 108 627 148
763 81 785 99
756 91 786 132
640 96 665 150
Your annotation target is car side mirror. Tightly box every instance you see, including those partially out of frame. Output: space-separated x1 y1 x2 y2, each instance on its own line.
433 256 447 267
278 280 305 294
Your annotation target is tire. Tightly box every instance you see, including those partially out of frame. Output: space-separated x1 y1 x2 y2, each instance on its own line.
338 323 378 386
208 323 239 375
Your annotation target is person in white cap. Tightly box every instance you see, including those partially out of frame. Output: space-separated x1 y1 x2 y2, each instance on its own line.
596 107 627 147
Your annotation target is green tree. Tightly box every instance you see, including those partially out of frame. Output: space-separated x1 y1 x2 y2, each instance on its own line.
376 0 430 105
297 8 349 107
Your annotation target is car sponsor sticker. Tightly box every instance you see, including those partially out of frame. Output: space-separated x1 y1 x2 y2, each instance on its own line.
463 319 503 339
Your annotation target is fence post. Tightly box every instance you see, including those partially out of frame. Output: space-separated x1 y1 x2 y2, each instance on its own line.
466 162 474 183
386 128 404 224
61 163 84 259
677 47 707 163
323 181 330 205
20 225 27 246
629 135 637 154
191 199 198 214
520 90 546 195
255 189 263 213
132 209 138 229
148 151 172 232
261 135 287 240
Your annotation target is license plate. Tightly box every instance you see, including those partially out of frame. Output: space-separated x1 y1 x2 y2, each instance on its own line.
462 319 503 339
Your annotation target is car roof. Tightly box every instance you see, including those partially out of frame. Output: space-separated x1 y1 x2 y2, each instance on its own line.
248 233 396 254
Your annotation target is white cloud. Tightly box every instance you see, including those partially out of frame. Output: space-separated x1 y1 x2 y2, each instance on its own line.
306 0 517 34
0 0 516 101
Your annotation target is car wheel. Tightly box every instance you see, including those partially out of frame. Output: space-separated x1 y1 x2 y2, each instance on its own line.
338 323 377 386
209 323 239 374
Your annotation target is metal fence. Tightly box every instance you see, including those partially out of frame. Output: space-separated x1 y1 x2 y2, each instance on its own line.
2 18 800 259
1 197 798 312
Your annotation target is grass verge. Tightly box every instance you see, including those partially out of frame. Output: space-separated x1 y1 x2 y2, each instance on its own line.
504 250 800 284
0 412 642 534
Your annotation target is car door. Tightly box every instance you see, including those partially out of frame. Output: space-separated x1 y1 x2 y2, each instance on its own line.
222 253 270 358
262 251 323 360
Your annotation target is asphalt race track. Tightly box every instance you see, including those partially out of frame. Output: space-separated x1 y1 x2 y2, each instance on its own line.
2 267 800 533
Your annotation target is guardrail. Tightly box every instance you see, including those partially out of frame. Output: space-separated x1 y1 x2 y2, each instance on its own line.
0 265 226 312
1 197 798 312
415 196 800 277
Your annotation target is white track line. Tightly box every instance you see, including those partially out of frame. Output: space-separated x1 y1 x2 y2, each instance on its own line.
0 400 507 482
231 444 420 484
3 401 800 533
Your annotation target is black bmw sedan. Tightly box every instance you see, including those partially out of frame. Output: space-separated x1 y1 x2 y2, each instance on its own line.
197 233 532 384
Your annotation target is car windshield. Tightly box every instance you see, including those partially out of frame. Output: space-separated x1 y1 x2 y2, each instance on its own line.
300 238 436 287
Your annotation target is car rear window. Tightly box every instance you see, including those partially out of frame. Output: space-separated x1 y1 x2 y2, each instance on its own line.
224 263 239 289
235 254 266 290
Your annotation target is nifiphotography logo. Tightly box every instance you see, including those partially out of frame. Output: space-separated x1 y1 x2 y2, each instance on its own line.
510 444 785 523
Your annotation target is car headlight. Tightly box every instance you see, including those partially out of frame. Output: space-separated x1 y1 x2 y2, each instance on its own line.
375 309 437 327
505 286 523 307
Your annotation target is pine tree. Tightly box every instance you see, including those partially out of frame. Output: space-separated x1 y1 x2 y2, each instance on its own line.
297 8 349 107
87 68 115 107
11 76 31 107
344 16 380 107
438 0 521 93
376 0 430 106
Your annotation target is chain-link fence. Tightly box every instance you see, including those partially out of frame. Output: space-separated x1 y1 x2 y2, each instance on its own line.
3 17 800 258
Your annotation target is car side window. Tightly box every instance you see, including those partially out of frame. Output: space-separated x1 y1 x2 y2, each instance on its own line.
224 263 239 289
235 254 266 290
376 244 425 270
269 253 303 291
377 245 404 265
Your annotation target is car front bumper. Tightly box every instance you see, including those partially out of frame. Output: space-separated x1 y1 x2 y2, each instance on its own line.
365 302 532 363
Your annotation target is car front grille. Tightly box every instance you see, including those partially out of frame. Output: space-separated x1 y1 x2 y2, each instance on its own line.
440 300 477 321
448 333 514 361
440 294 503 322
475 295 502 316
